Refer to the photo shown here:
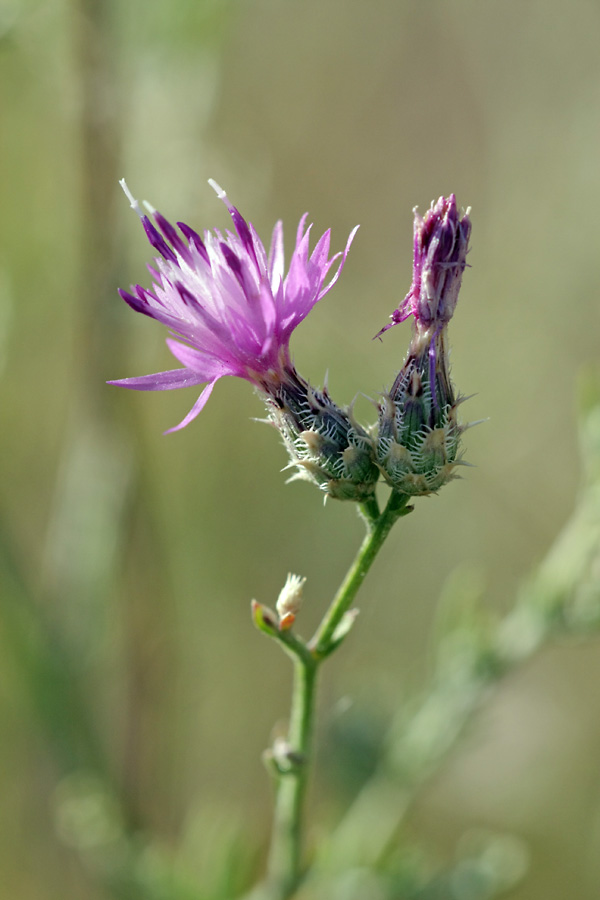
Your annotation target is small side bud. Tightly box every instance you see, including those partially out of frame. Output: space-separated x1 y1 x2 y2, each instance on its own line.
314 609 360 658
263 737 306 775
331 608 360 646
276 573 306 628
251 599 279 636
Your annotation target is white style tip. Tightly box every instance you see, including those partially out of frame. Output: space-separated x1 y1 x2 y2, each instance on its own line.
119 178 144 219
208 178 233 210
208 178 226 199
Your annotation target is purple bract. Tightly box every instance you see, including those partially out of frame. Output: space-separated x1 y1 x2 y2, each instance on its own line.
109 180 358 432
376 194 471 339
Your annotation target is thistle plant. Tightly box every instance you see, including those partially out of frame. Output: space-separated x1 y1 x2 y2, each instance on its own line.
110 182 473 899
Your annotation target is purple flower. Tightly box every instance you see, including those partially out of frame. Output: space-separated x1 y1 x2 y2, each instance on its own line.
376 194 471 339
109 180 358 433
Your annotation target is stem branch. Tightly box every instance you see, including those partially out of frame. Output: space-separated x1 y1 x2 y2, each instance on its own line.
310 491 411 658
262 490 411 899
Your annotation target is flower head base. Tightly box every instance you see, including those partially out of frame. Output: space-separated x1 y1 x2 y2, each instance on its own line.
376 329 467 494
110 179 358 432
375 196 471 495
267 369 379 501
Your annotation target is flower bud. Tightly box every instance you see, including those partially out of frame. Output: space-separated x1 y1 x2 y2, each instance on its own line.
376 194 471 338
375 196 471 495
266 367 379 501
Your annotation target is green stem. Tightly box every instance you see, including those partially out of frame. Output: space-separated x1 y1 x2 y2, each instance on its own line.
262 490 411 899
266 654 318 898
310 491 411 659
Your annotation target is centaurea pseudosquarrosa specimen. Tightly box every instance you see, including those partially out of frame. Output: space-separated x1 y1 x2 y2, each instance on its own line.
375 194 472 494
110 181 379 500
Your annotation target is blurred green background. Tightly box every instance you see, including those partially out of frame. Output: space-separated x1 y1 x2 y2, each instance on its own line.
2 0 600 897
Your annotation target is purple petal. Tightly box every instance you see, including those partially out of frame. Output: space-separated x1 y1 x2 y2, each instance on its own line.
285 231 313 297
107 368 208 391
221 243 245 283
249 222 268 272
135 283 164 307
141 216 178 263
118 288 196 332
268 220 284 285
317 224 359 300
177 222 210 264
153 211 190 261
166 337 237 378
308 228 331 272
229 207 257 264
295 213 309 250
294 221 312 266
255 282 277 335
163 378 220 433
118 287 147 313
174 281 202 309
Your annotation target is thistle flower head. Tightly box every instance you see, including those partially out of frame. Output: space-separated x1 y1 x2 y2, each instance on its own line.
109 179 357 432
110 180 378 501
